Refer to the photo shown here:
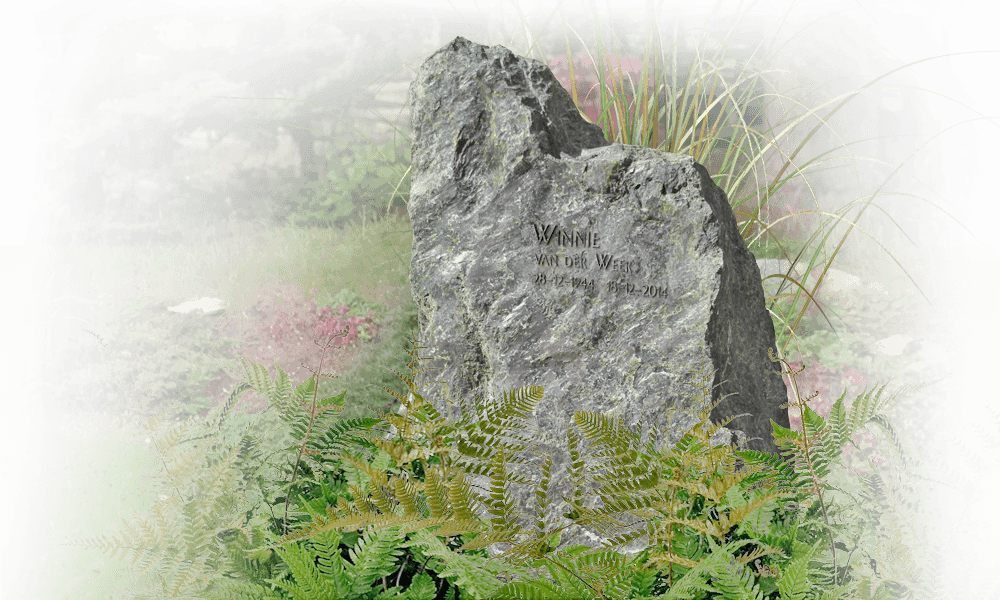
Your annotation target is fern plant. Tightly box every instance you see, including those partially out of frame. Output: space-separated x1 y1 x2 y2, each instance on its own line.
66 329 519 599
68 327 941 600
764 351 941 600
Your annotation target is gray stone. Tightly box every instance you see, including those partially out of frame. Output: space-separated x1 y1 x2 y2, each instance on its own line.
401 36 790 560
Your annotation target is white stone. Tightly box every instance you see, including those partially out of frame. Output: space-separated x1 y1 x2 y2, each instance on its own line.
167 297 226 314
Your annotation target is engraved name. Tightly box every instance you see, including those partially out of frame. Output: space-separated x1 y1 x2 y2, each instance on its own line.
530 222 668 299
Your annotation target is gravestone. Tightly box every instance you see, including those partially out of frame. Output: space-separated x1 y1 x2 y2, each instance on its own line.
401 36 790 561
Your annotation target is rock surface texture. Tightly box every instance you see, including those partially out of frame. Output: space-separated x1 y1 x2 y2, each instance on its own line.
403 36 790 559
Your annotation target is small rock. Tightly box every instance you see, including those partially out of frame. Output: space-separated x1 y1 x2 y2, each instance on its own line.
167 297 227 315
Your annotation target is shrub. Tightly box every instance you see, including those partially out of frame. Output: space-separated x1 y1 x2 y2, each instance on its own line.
256 288 377 348
264 130 411 228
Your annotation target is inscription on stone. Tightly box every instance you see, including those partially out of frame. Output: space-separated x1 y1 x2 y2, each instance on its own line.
530 222 669 299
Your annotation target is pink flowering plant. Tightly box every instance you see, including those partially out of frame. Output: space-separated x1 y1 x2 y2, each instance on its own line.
267 300 379 349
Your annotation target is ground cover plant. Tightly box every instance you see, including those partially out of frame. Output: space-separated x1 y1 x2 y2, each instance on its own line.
71 335 939 599
11 0 1000 598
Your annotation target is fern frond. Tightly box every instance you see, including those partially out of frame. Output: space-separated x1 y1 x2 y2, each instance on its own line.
64 380 309 599
401 528 532 599
202 576 282 600
216 333 938 600
264 540 340 600
708 553 767 600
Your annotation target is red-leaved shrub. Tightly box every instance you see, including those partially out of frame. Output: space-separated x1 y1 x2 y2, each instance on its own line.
202 285 381 416
267 303 374 348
